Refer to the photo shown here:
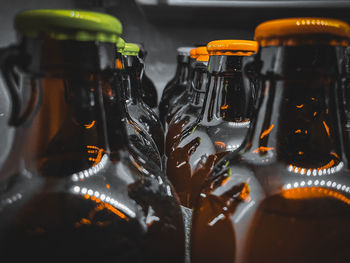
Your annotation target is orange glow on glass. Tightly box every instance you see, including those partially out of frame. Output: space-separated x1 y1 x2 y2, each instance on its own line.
282 187 350 205
115 59 124 70
253 146 275 153
84 120 96 129
260 124 275 139
215 141 226 148
323 121 330 136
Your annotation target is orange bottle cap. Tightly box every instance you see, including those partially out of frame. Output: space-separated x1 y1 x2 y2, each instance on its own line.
207 40 258 56
195 46 209 62
190 48 197 59
255 17 350 47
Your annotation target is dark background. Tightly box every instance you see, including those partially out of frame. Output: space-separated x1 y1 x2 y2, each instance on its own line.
1 0 350 99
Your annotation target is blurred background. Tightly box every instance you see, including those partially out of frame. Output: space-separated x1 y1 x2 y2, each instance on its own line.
1 0 350 100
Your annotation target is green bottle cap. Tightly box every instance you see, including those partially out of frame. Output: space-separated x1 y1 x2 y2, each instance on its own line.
15 9 122 43
116 37 125 52
122 43 140 56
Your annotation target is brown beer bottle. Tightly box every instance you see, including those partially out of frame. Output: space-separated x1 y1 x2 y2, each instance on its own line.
159 47 194 128
164 48 199 132
167 40 258 208
166 46 209 157
116 41 164 167
191 18 350 263
0 9 185 262
137 43 158 109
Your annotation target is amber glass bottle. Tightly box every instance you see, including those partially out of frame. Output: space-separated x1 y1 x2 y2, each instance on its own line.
166 46 209 157
167 40 258 208
116 42 164 167
0 9 185 262
137 43 158 109
191 18 350 263
164 48 198 131
159 47 194 128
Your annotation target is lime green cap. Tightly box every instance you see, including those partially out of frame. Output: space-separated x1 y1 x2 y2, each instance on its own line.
122 43 140 56
116 37 125 52
15 9 122 43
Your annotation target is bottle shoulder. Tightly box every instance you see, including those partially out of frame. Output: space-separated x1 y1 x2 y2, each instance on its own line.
127 101 163 131
124 117 162 168
201 153 350 208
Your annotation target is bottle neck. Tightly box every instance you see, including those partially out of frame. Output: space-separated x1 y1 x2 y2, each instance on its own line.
201 55 252 125
190 61 208 107
122 55 142 103
175 55 191 85
4 38 121 177
246 45 347 170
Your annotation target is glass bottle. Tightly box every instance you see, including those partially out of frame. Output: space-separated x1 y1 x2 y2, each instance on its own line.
137 43 158 109
167 40 258 208
166 46 209 157
0 9 185 262
164 48 198 132
159 47 194 128
191 17 350 263
117 42 164 168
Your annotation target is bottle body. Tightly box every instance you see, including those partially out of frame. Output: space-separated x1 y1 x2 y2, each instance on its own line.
159 54 191 129
121 54 165 162
167 55 254 208
137 43 158 108
141 71 158 108
191 44 350 263
0 37 185 262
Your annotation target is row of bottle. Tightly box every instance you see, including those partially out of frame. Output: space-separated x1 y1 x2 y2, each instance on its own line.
0 9 184 262
1 8 350 263
159 17 350 262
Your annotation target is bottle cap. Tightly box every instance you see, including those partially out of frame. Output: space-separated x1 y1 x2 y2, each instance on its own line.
207 40 258 56
177 47 196 57
255 17 350 47
195 46 209 62
122 43 140 56
116 37 125 52
190 48 197 59
15 9 122 43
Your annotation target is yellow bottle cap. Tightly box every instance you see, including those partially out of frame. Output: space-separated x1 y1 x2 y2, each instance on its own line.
15 9 122 43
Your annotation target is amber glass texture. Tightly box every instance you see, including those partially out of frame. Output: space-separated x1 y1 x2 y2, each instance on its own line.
191 44 350 263
159 54 191 128
118 53 164 167
0 37 185 262
166 59 208 157
167 54 255 208
164 58 197 132
141 74 158 108
138 44 158 108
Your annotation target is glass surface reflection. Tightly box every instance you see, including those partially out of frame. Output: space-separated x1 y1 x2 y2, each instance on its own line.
191 19 350 263
0 11 185 262
167 42 257 208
